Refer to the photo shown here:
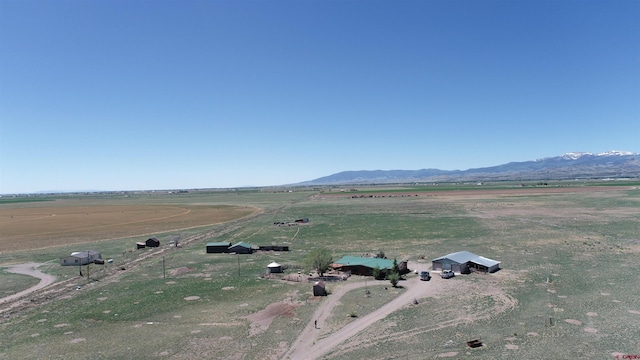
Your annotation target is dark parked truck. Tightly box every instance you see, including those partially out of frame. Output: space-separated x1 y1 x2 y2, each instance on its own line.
419 271 431 281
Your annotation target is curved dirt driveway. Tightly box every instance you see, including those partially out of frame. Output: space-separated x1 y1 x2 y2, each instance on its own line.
0 263 57 304
283 266 454 360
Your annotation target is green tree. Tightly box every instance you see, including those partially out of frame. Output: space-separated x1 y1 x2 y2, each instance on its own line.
305 248 333 277
372 265 383 280
387 258 402 287
392 258 400 274
387 271 400 287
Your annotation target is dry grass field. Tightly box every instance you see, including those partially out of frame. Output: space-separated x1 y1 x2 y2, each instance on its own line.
1 183 639 359
0 201 256 252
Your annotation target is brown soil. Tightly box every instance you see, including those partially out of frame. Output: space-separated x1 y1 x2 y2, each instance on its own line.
245 294 300 336
0 203 257 252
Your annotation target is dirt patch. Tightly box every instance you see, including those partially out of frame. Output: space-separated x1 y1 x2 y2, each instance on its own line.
70 338 86 344
584 327 598 333
437 352 458 357
54 323 70 328
245 299 300 336
526 332 539 336
171 267 193 276
628 310 640 315
184 296 200 301
586 312 597 317
564 319 583 325
222 286 234 291
505 344 519 350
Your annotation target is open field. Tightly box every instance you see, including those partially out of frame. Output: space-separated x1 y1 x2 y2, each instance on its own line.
1 182 639 359
0 199 257 253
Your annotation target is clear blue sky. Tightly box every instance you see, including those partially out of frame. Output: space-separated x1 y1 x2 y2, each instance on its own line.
1 0 638 194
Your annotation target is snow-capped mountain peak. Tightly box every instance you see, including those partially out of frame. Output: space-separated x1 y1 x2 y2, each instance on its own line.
596 150 635 157
560 152 593 160
535 150 637 162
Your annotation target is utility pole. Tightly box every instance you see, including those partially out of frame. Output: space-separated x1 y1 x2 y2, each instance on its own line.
86 250 90 280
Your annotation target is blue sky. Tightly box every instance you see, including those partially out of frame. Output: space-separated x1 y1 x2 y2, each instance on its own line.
1 0 638 194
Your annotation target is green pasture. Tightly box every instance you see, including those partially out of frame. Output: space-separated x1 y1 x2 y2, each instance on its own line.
0 271 40 298
1 182 639 359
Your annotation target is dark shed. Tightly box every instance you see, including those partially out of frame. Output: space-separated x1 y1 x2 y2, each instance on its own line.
206 242 231 253
228 242 253 254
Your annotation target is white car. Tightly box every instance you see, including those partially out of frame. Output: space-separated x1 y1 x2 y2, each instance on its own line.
440 270 455 279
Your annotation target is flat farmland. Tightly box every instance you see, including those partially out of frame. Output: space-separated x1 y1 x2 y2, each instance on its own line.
1 183 639 359
0 202 257 252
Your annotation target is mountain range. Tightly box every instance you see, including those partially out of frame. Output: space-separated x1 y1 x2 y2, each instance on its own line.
297 151 640 185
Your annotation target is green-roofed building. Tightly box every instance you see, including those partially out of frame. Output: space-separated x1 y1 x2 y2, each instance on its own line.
333 256 408 276
206 242 231 253
229 241 254 254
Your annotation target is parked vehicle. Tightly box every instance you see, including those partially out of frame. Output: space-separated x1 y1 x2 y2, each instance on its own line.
441 270 455 279
419 271 431 281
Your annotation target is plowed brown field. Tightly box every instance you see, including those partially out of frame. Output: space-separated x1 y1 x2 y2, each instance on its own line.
0 204 256 252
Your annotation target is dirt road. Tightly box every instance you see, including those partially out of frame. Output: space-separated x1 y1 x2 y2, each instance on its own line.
283 269 452 360
0 263 57 304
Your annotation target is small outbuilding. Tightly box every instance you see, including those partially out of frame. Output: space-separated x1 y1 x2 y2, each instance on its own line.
60 250 102 266
136 242 146 249
258 245 290 252
267 262 283 273
313 280 327 296
432 251 500 274
206 242 231 253
146 237 160 247
228 241 253 254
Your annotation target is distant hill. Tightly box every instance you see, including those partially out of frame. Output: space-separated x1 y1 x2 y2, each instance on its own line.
297 151 640 185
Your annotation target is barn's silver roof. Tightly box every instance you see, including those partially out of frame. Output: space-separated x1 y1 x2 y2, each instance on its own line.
433 251 499 267
472 255 500 267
